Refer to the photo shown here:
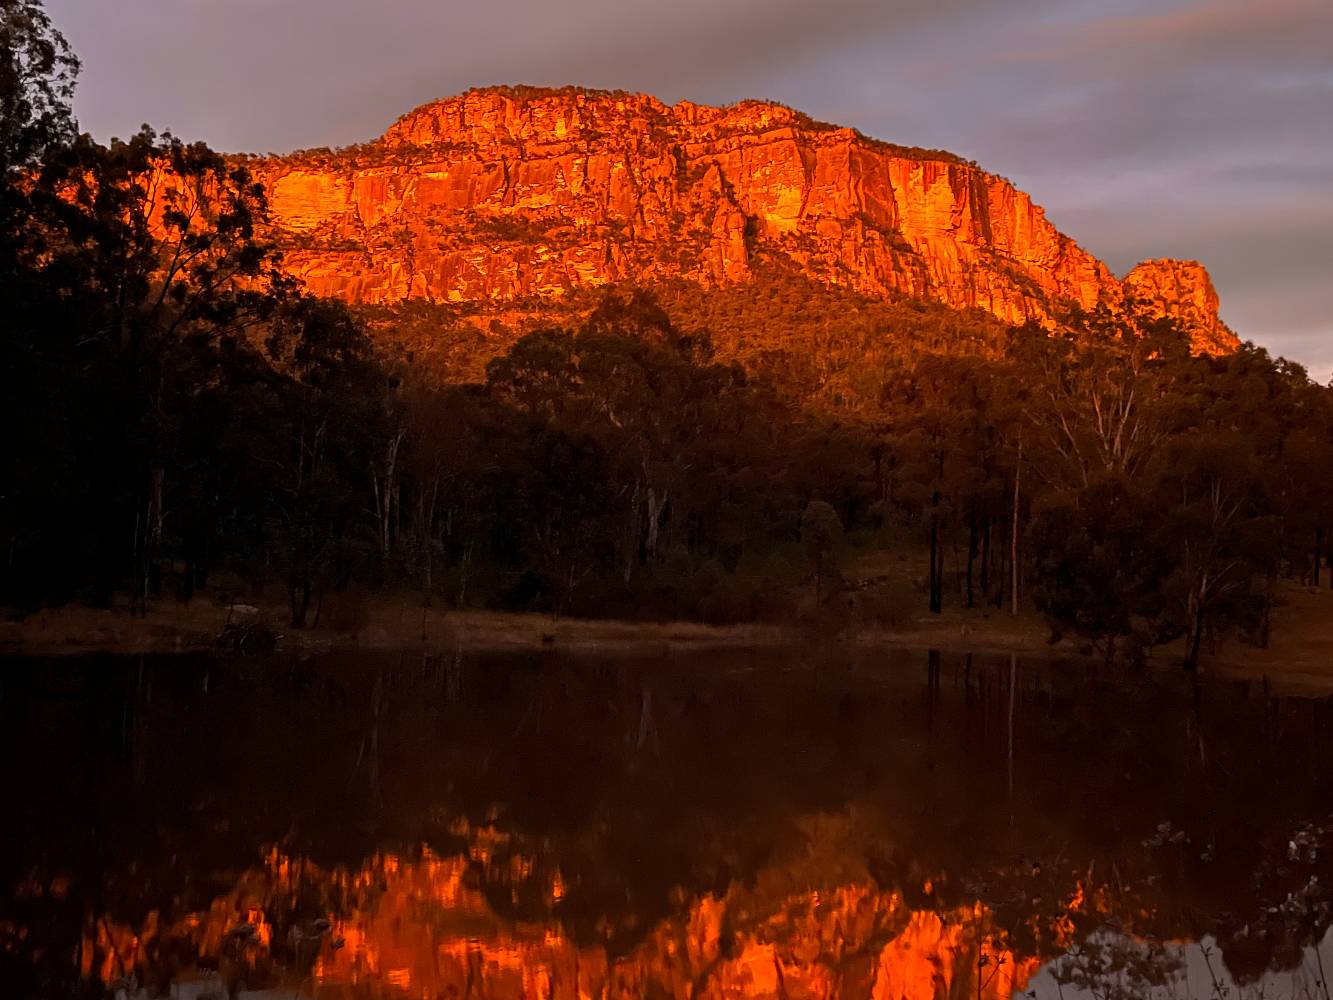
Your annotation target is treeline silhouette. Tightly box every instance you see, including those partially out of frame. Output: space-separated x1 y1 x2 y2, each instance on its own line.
4 1 1332 665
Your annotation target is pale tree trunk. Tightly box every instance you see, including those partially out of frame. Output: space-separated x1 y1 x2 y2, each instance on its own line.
134 466 165 616
374 427 406 560
1184 571 1208 671
965 510 976 608
457 539 474 607
646 487 668 559
420 469 441 603
624 480 641 583
1011 430 1022 617
1314 527 1323 587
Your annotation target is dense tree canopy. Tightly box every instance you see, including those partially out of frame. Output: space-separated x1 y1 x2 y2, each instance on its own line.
3 0 1332 665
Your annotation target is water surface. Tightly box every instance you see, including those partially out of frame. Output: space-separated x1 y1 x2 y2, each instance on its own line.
3 646 1331 998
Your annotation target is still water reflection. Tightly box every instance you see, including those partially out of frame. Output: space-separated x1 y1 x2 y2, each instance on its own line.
3 647 1333 998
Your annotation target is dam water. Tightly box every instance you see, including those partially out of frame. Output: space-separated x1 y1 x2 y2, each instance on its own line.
4 647 1332 998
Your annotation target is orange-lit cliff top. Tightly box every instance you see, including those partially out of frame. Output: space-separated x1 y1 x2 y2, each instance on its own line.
243 86 1235 353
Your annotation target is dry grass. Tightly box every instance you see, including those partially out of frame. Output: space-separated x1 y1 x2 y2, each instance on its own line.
1200 583 1333 692
4 582 1331 692
0 594 788 657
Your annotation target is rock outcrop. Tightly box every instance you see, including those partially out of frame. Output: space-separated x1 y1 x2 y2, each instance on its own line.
1123 258 1234 354
248 86 1234 349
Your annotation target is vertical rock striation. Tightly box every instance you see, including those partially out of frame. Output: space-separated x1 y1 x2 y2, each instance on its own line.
248 87 1234 349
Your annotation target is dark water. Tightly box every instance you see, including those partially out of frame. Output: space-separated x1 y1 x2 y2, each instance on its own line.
3 646 1333 998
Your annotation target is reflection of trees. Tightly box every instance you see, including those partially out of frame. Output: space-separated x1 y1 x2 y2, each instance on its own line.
1047 933 1186 1000
1033 933 1333 1000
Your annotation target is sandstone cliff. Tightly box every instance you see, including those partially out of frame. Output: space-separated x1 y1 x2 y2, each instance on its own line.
248 86 1234 350
1123 258 1235 354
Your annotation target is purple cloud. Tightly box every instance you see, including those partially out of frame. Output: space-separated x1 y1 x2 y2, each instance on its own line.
45 0 1333 375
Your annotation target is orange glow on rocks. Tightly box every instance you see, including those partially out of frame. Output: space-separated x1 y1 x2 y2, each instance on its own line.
247 87 1235 352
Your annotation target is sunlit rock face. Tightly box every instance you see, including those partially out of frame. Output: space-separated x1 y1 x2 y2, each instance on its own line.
249 87 1235 350
1123 258 1235 355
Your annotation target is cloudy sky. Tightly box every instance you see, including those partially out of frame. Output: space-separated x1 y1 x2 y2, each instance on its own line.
47 0 1333 375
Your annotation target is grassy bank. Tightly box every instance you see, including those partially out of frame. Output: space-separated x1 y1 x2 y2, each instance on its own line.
0 588 1067 660
0 596 784 658
4 583 1330 690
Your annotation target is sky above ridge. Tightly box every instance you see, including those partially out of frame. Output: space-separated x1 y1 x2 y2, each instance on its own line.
46 0 1333 376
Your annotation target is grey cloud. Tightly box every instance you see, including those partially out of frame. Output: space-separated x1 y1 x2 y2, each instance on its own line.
41 0 1333 372
1052 0 1333 73
47 0 1058 149
1055 193 1333 377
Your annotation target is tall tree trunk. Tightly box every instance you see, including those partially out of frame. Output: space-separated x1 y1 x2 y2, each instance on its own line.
132 508 146 617
624 480 641 583
1261 574 1275 648
646 487 667 560
421 471 440 603
979 516 990 607
457 539 474 608
289 540 313 628
1011 432 1022 617
1184 606 1205 671
132 466 165 617
928 516 941 614
375 427 405 561
965 510 976 609
936 527 946 613
423 544 432 601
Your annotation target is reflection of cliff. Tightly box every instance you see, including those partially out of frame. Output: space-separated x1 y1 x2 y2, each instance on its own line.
311 864 1041 999
70 825 1333 1000
84 839 1070 999
37 651 1333 998
249 86 1235 353
60 797 1333 1000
